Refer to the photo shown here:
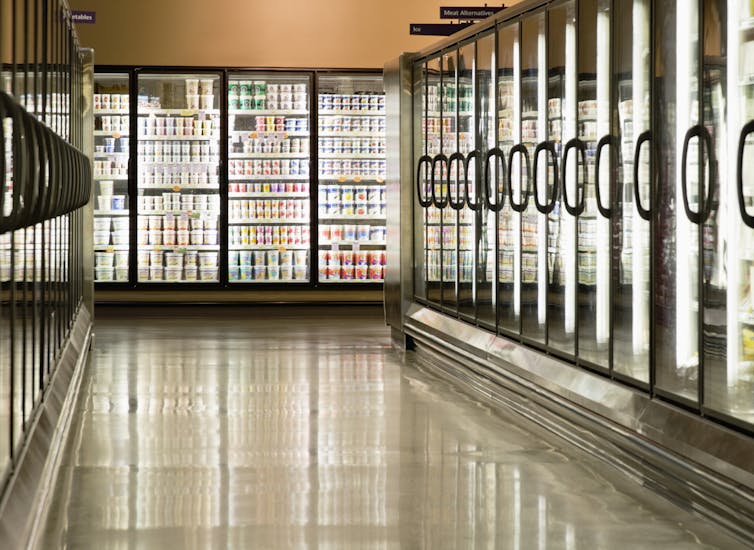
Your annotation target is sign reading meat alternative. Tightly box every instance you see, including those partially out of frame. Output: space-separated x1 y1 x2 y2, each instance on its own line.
439 6 504 20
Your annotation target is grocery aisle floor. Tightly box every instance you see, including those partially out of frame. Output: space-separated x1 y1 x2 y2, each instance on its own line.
41 305 742 549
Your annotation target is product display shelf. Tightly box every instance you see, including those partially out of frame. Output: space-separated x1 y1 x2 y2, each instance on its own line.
138 183 219 190
319 109 385 116
140 108 221 116
93 77 131 284
229 109 309 117
230 175 309 181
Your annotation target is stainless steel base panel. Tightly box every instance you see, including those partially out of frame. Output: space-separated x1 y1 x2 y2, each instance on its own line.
403 303 754 546
0 305 92 550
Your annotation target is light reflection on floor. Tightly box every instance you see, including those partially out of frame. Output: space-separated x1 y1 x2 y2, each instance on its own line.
41 306 741 549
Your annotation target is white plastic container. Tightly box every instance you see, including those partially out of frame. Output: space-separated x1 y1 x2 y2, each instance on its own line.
165 267 183 281
184 266 198 281
115 251 129 267
95 267 114 281
95 252 114 268
112 231 129 246
93 230 110 246
149 266 164 281
112 218 129 231
165 253 184 268
115 267 128 281
93 217 111 231
198 252 217 268
200 267 217 281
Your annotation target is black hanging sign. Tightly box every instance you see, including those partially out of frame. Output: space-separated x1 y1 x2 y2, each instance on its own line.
439 6 504 20
409 23 474 36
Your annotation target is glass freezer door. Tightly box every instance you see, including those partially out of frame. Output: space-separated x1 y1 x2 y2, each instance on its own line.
136 72 222 283
228 73 311 283
546 1 578 358
441 50 459 314
497 22 522 336
316 75 385 284
709 0 754 426
426 57 443 307
576 0 612 369
457 42 476 322
520 11 548 345
476 33 497 329
414 61 430 303
93 73 131 283
612 0 651 384
653 1 702 403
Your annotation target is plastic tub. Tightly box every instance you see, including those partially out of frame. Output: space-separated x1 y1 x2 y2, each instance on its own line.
115 267 128 281
112 218 129 231
165 253 184 268
93 217 111 231
93 230 110 246
165 267 183 281
199 267 217 281
112 231 129 246
184 267 198 281
95 267 113 281
95 252 114 268
115 251 129 267
198 252 217 268
184 251 198 267
149 266 164 281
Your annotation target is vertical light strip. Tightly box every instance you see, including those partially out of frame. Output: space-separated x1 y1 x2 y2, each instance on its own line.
596 4 610 344
538 19 548 325
514 30 522 317
564 6 577 334
727 0 741 383
676 0 697 369
632 0 649 355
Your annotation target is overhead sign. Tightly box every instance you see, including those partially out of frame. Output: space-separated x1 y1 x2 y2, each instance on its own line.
409 23 473 36
71 11 96 24
439 6 504 20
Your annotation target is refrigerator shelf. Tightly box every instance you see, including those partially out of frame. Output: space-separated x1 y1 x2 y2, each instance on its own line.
320 279 384 283
229 109 308 117
139 278 219 283
426 111 473 118
229 130 310 137
229 175 309 181
318 109 385 117
229 244 309 251
95 176 128 181
320 241 387 247
94 131 129 137
228 219 309 225
138 209 219 216
95 210 130 216
94 152 128 158
318 131 385 138
138 183 219 190
137 245 220 251
318 177 385 184
233 279 310 284
140 161 219 167
139 108 221 116
95 110 129 116
318 153 383 160
320 215 385 221
229 192 309 199
229 152 309 159
94 245 130 251
138 135 218 141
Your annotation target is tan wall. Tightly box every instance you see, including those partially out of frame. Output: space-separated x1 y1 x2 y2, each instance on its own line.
69 0 520 69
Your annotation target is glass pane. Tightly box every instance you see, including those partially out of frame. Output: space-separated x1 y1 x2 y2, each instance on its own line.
653 1 700 403
426 57 443 306
521 12 547 344
442 50 459 313
547 1 577 357
497 23 520 335
93 73 131 284
228 73 311 283
706 0 754 424
316 75 385 284
136 73 222 283
414 62 428 302
576 0 611 368
612 0 651 383
477 34 496 328
458 42 477 320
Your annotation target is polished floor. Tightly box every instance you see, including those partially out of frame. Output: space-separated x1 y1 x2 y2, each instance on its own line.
41 306 742 549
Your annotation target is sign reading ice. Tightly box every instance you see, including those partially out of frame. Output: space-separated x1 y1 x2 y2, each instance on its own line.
439 6 504 20
71 11 96 24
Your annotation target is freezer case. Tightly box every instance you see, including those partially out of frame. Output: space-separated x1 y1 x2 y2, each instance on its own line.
136 72 222 284
316 74 386 284
93 73 131 283
227 73 311 283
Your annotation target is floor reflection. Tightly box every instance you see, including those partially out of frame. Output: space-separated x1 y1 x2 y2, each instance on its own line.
42 306 740 549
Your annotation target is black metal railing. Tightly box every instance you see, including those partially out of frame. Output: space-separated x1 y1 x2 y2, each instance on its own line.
0 0 90 494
